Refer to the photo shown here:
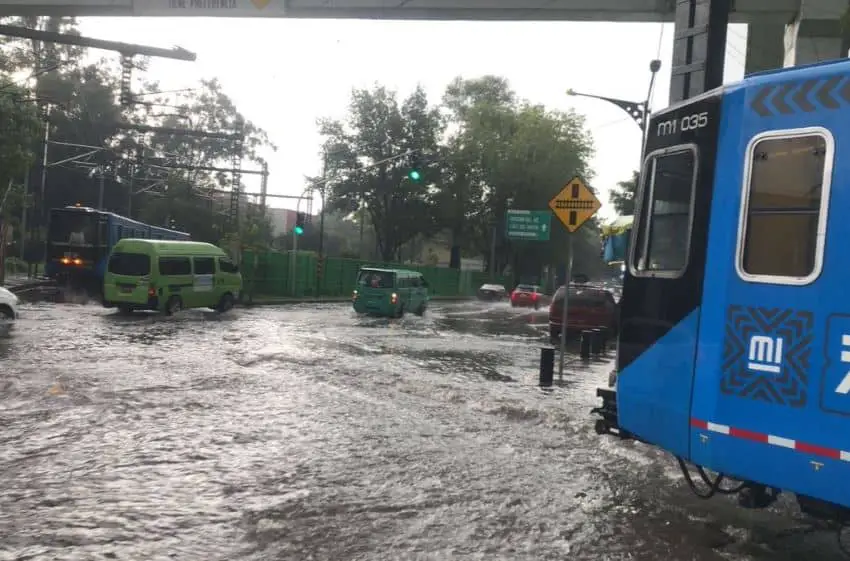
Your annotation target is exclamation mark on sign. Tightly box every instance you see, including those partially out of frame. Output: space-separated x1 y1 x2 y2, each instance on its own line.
569 211 577 226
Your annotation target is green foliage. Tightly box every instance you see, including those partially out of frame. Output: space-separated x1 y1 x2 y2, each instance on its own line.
609 170 639 216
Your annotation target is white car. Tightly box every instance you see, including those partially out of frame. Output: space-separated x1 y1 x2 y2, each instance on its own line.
0 286 19 326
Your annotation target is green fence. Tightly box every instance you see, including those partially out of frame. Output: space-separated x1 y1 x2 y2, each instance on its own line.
241 250 510 299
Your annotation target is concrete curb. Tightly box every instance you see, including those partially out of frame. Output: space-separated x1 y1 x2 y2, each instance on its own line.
242 295 474 306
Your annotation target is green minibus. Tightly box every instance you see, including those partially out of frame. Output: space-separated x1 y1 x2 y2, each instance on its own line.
103 239 242 315
352 267 429 318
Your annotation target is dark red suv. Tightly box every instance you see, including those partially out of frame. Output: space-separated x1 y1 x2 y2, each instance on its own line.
548 284 618 341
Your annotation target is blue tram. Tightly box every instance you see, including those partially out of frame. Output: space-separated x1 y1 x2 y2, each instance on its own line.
597 57 850 523
44 205 190 292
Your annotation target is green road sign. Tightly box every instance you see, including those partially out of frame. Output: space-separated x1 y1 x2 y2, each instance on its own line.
505 209 552 241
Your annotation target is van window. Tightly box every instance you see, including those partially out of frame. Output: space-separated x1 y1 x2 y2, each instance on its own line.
218 257 238 274
108 252 150 276
632 146 697 275
739 133 829 282
159 256 191 276
357 270 394 288
194 257 215 275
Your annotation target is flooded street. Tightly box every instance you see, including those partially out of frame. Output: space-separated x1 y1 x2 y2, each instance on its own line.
0 301 842 561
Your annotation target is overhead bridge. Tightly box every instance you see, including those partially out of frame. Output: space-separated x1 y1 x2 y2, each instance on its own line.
0 0 848 119
0 0 802 23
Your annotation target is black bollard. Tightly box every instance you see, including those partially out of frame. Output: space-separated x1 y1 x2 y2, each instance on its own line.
539 347 555 387
591 329 603 356
580 330 592 360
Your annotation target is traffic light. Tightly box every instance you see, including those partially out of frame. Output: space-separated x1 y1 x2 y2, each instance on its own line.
294 212 306 236
407 152 423 182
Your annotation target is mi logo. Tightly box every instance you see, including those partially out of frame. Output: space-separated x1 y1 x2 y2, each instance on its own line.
835 334 850 394
747 335 784 374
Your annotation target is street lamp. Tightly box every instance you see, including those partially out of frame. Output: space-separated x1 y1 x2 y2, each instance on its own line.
566 59 662 158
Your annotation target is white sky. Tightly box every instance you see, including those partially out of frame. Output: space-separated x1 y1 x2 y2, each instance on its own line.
77 18 750 221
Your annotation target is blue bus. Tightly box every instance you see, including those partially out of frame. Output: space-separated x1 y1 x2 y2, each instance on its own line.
594 56 850 531
44 205 190 292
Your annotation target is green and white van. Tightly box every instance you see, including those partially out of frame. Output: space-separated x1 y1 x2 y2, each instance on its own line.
103 239 242 315
352 267 429 318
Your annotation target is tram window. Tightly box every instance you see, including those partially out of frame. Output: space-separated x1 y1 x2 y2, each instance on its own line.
632 147 696 275
740 134 829 281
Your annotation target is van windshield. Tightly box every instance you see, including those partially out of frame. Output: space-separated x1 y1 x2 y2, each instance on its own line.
357 269 395 289
108 252 151 276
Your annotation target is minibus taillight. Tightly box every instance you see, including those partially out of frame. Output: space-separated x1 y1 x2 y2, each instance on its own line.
148 284 156 298
391 292 398 305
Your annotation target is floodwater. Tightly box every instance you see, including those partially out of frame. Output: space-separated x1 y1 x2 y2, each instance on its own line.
0 300 843 560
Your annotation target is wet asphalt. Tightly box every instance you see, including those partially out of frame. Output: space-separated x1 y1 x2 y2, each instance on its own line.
0 300 844 561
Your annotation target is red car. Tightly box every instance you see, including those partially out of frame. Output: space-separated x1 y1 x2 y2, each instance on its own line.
548 284 618 341
510 284 548 309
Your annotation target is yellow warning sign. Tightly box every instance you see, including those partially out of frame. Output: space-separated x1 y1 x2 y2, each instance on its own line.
548 176 601 233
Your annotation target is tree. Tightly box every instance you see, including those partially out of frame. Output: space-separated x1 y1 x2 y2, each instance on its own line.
437 75 514 269
609 170 638 216
437 75 601 279
318 85 443 262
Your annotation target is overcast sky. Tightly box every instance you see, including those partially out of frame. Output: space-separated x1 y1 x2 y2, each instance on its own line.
77 17 750 221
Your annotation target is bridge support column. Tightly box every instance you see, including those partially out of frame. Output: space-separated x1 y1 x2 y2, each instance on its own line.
669 0 732 103
745 0 850 74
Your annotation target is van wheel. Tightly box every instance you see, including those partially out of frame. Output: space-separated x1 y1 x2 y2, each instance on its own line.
414 303 426 316
0 305 13 322
217 293 235 313
395 305 405 318
164 296 182 316
118 305 133 315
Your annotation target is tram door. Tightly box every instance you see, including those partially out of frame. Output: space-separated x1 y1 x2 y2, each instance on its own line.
616 92 723 457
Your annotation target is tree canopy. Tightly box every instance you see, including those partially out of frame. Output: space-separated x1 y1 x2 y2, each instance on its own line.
608 170 639 216
317 75 608 280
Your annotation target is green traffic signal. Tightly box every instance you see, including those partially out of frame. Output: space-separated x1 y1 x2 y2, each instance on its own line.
294 225 304 236
408 169 421 181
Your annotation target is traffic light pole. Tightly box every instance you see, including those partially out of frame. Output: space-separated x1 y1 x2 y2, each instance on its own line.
290 228 298 296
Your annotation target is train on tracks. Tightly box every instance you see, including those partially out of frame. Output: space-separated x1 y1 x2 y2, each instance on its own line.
44 205 190 294
593 56 850 546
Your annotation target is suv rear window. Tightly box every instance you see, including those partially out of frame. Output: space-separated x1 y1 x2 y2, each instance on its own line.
108 252 150 276
553 286 612 307
515 284 535 292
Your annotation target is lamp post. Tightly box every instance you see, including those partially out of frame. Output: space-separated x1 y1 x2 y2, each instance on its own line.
567 59 662 159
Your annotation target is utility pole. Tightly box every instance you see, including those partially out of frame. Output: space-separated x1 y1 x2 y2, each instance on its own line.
126 163 136 217
39 103 51 225
20 169 28 268
318 150 327 261
358 202 366 259
97 167 106 210
259 161 268 216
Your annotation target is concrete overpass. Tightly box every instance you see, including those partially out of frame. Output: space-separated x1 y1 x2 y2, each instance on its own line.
0 0 802 23
0 0 848 102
